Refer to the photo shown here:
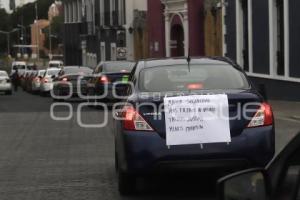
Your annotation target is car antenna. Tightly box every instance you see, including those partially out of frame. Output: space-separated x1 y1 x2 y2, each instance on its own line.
187 49 191 72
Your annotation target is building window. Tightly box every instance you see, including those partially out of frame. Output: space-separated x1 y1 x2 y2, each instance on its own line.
236 0 250 71
68 2 72 23
100 0 105 26
73 1 77 22
64 3 68 23
118 0 125 25
77 0 82 22
275 0 285 76
110 0 116 26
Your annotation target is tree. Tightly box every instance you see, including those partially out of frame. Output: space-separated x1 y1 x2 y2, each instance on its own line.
44 15 63 51
0 8 10 56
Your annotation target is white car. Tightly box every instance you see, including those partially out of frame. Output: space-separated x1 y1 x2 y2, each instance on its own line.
48 60 63 69
40 68 60 96
0 71 12 95
11 61 27 76
31 70 46 92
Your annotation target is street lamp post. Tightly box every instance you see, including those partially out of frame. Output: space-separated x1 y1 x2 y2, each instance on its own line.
0 28 19 56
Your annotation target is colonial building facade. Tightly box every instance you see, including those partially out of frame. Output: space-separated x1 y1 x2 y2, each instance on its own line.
63 0 147 67
147 0 206 58
224 0 300 100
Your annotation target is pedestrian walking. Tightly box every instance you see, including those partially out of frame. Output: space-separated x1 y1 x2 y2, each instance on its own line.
11 69 20 92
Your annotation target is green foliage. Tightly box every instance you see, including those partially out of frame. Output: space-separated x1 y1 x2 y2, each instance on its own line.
0 0 54 56
44 16 63 50
0 8 10 56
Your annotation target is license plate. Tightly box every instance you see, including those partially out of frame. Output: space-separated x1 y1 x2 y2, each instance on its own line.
121 75 129 83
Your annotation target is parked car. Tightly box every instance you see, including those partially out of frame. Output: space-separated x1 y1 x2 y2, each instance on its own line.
31 70 46 93
0 70 12 95
20 71 32 90
24 71 37 92
48 60 63 69
86 61 135 104
39 68 61 96
52 66 93 101
114 57 275 195
218 132 300 200
11 61 27 76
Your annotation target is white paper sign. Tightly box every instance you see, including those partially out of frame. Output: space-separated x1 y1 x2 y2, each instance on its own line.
164 94 231 146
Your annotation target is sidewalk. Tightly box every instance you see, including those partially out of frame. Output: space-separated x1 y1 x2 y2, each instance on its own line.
270 100 300 122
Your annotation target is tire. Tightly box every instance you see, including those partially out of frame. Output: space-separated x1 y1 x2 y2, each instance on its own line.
118 169 136 196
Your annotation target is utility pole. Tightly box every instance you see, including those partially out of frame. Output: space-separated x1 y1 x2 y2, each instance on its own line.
35 2 40 61
49 22 52 60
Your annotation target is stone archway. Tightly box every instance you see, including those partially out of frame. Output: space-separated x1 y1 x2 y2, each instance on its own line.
162 0 189 57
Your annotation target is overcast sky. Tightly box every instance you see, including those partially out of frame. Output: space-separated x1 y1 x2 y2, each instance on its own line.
2 0 36 12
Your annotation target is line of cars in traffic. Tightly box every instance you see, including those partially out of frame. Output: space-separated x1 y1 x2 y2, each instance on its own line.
6 57 300 199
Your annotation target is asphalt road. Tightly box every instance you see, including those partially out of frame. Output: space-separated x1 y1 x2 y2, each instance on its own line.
0 90 298 200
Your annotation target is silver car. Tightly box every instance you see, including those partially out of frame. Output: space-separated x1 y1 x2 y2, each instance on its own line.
0 71 12 95
39 68 60 96
31 70 46 92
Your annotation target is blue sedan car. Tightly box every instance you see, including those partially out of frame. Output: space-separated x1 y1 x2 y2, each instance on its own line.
114 57 275 195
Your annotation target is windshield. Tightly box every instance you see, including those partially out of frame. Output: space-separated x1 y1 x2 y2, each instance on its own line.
46 70 60 76
38 71 45 76
13 65 26 70
62 67 93 75
49 64 60 68
103 62 134 73
139 64 250 92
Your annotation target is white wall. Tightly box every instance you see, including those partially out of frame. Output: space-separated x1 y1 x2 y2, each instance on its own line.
125 0 147 60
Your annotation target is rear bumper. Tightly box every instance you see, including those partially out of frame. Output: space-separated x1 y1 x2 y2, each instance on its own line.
0 84 12 91
40 83 53 92
118 126 275 174
95 84 128 101
32 83 41 91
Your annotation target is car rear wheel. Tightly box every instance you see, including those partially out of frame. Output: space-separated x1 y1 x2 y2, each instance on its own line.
118 169 136 196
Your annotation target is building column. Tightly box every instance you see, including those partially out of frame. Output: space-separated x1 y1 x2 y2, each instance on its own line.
164 12 171 57
183 11 189 56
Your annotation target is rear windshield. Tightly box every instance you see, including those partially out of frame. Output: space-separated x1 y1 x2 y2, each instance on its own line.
139 64 250 92
0 71 8 77
46 70 60 76
38 71 45 76
13 65 26 70
103 62 134 73
49 64 60 68
62 67 93 75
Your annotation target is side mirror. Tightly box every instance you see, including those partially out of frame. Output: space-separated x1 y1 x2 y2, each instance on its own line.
217 168 269 200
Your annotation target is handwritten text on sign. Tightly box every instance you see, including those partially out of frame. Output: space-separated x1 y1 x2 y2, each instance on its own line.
164 95 231 146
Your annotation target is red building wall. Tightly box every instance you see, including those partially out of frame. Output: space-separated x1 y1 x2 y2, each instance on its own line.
188 0 205 56
147 0 165 58
147 0 205 58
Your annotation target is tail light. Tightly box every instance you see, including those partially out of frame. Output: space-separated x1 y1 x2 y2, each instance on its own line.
123 106 154 131
187 83 203 90
248 103 273 128
43 78 49 83
100 75 110 84
62 77 68 82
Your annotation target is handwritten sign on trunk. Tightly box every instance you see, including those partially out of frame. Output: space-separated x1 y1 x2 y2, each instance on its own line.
164 95 231 146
